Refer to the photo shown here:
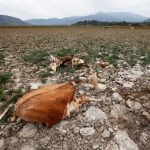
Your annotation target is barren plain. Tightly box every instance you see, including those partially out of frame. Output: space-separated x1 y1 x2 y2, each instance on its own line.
0 27 150 150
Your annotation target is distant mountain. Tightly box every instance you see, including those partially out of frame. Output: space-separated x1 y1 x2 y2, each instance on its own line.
26 12 148 25
0 15 28 26
144 18 150 22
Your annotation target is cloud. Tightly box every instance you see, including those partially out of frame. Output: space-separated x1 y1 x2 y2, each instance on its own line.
0 0 149 20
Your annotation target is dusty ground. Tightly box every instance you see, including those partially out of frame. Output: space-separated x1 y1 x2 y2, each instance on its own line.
0 27 150 150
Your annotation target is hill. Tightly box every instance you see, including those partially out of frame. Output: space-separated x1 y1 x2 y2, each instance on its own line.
0 15 28 26
26 12 148 25
144 18 150 22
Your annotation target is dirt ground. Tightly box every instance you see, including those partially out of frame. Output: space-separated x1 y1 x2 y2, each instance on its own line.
0 27 150 150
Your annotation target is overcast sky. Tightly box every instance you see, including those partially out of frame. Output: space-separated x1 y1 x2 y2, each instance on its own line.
0 0 150 20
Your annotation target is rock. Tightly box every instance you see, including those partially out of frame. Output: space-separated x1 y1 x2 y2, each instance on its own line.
92 144 99 149
79 77 87 81
139 132 149 145
95 83 107 92
100 78 106 83
142 111 150 121
19 123 37 138
106 141 119 150
85 106 108 124
110 104 126 119
39 137 51 146
74 127 80 134
133 102 142 110
78 90 84 95
126 100 142 110
123 82 134 89
102 129 111 138
21 145 36 150
11 68 20 74
112 92 123 102
8 137 18 145
126 99 133 108
114 130 138 150
80 127 95 136
83 83 94 89
30 82 42 90
0 138 6 150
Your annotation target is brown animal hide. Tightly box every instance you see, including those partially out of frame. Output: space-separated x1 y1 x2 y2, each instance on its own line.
14 82 87 127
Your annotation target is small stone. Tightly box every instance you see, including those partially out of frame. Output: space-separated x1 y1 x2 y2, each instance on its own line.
0 138 6 150
19 123 37 138
83 83 94 89
100 78 106 83
133 102 142 110
110 104 126 119
92 144 99 149
123 82 134 89
8 137 18 145
21 145 36 150
114 130 138 150
74 127 80 134
95 83 107 92
102 129 111 138
78 90 84 95
139 132 149 145
11 68 20 74
80 127 95 136
30 82 42 90
142 111 150 121
79 77 87 81
106 141 119 150
85 106 108 124
126 99 133 108
112 93 123 102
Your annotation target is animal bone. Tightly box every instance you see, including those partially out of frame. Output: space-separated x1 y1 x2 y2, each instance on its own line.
49 55 84 72
13 82 88 127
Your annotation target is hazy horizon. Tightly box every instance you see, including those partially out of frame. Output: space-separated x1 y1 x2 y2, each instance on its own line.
0 0 150 20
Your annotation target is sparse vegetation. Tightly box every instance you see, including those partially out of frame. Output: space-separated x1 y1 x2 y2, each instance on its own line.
0 52 4 63
0 72 11 85
23 50 49 66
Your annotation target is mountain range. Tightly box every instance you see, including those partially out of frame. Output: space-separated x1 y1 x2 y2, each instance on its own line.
0 15 28 26
0 12 149 26
26 12 148 25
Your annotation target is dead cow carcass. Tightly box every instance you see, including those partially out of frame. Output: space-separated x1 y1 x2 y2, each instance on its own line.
13 82 88 127
49 55 84 72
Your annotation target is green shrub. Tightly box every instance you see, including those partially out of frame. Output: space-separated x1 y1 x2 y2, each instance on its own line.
0 88 4 101
0 72 11 85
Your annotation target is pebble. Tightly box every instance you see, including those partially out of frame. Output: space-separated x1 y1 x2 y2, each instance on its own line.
21 145 36 150
85 106 108 124
102 129 111 138
114 130 138 150
80 127 95 136
0 138 6 150
112 92 123 102
123 82 134 89
95 83 107 92
74 127 80 134
19 123 37 138
142 111 150 121
110 104 126 119
29 82 42 90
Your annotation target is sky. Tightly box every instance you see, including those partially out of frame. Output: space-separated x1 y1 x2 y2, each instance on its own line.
0 0 150 20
